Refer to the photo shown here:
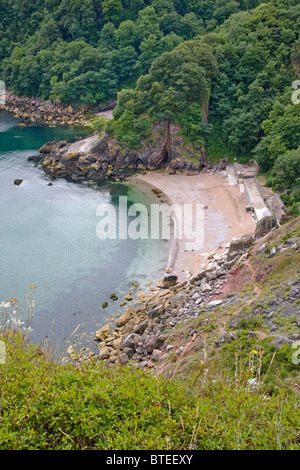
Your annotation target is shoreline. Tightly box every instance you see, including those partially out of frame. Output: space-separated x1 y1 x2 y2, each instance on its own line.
86 165 260 368
128 175 179 275
1 91 93 126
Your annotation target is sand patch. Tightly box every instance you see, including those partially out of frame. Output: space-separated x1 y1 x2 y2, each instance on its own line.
132 170 256 280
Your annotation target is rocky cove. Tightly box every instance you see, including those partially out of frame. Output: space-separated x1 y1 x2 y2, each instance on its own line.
68 226 300 371
22 124 299 373
4 93 207 179
4 101 298 373
41 132 297 372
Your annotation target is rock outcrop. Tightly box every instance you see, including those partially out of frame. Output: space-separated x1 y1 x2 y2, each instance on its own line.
255 215 277 238
33 122 207 183
82 234 259 368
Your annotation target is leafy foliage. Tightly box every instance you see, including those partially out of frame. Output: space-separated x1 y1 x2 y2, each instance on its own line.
0 0 299 197
0 331 300 450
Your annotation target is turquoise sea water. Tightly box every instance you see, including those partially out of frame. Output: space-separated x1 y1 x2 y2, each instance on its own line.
0 112 169 353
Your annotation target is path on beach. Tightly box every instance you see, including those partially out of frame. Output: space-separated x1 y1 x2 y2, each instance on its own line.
68 134 99 154
67 110 113 154
133 171 256 279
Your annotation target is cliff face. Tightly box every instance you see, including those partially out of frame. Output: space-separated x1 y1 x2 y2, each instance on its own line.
33 122 207 183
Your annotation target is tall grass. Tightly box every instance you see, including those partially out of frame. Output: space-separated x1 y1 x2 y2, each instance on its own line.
0 331 299 450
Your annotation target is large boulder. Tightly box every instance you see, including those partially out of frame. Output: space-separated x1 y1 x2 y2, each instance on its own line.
119 352 129 365
156 275 178 289
227 234 254 260
144 335 159 354
115 308 135 328
95 323 110 341
132 322 148 335
39 141 57 153
255 215 277 238
228 234 254 254
122 333 140 350
99 346 110 360
149 304 164 319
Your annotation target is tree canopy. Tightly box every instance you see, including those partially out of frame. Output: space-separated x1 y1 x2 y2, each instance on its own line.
0 0 299 210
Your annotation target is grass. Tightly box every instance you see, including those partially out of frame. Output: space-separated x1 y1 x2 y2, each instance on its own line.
0 331 300 450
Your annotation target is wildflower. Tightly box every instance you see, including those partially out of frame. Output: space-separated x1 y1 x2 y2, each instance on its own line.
247 378 259 391
0 302 11 309
29 285 37 290
8 298 18 305
250 349 257 355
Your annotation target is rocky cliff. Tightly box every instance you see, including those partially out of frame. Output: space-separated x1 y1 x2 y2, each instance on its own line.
31 122 208 183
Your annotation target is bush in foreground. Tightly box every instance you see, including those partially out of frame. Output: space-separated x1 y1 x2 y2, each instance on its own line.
0 332 299 450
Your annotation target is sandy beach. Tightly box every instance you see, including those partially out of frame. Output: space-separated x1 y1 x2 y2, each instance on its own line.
132 170 256 280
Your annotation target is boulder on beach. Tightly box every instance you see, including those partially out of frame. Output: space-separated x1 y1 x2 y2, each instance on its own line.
255 215 277 238
95 323 110 341
156 275 178 289
227 235 254 255
115 308 134 328
39 141 57 153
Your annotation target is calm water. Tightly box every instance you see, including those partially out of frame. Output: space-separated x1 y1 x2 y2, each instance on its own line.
0 112 169 353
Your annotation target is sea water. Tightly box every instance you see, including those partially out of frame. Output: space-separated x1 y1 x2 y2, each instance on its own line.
0 112 169 353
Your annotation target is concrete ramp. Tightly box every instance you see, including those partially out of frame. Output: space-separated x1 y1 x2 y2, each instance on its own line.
244 177 271 221
227 166 238 186
226 164 272 222
68 134 99 154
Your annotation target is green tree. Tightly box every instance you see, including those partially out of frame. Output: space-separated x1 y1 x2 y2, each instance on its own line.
111 41 217 146
99 22 117 49
102 0 124 24
273 147 300 188
116 20 137 47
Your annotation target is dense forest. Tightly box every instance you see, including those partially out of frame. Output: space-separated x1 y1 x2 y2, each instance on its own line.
0 0 300 211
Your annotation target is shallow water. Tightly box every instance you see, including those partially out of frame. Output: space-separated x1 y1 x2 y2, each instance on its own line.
0 112 169 353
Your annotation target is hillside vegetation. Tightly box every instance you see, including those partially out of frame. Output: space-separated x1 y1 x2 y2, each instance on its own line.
0 0 300 450
1 0 299 205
